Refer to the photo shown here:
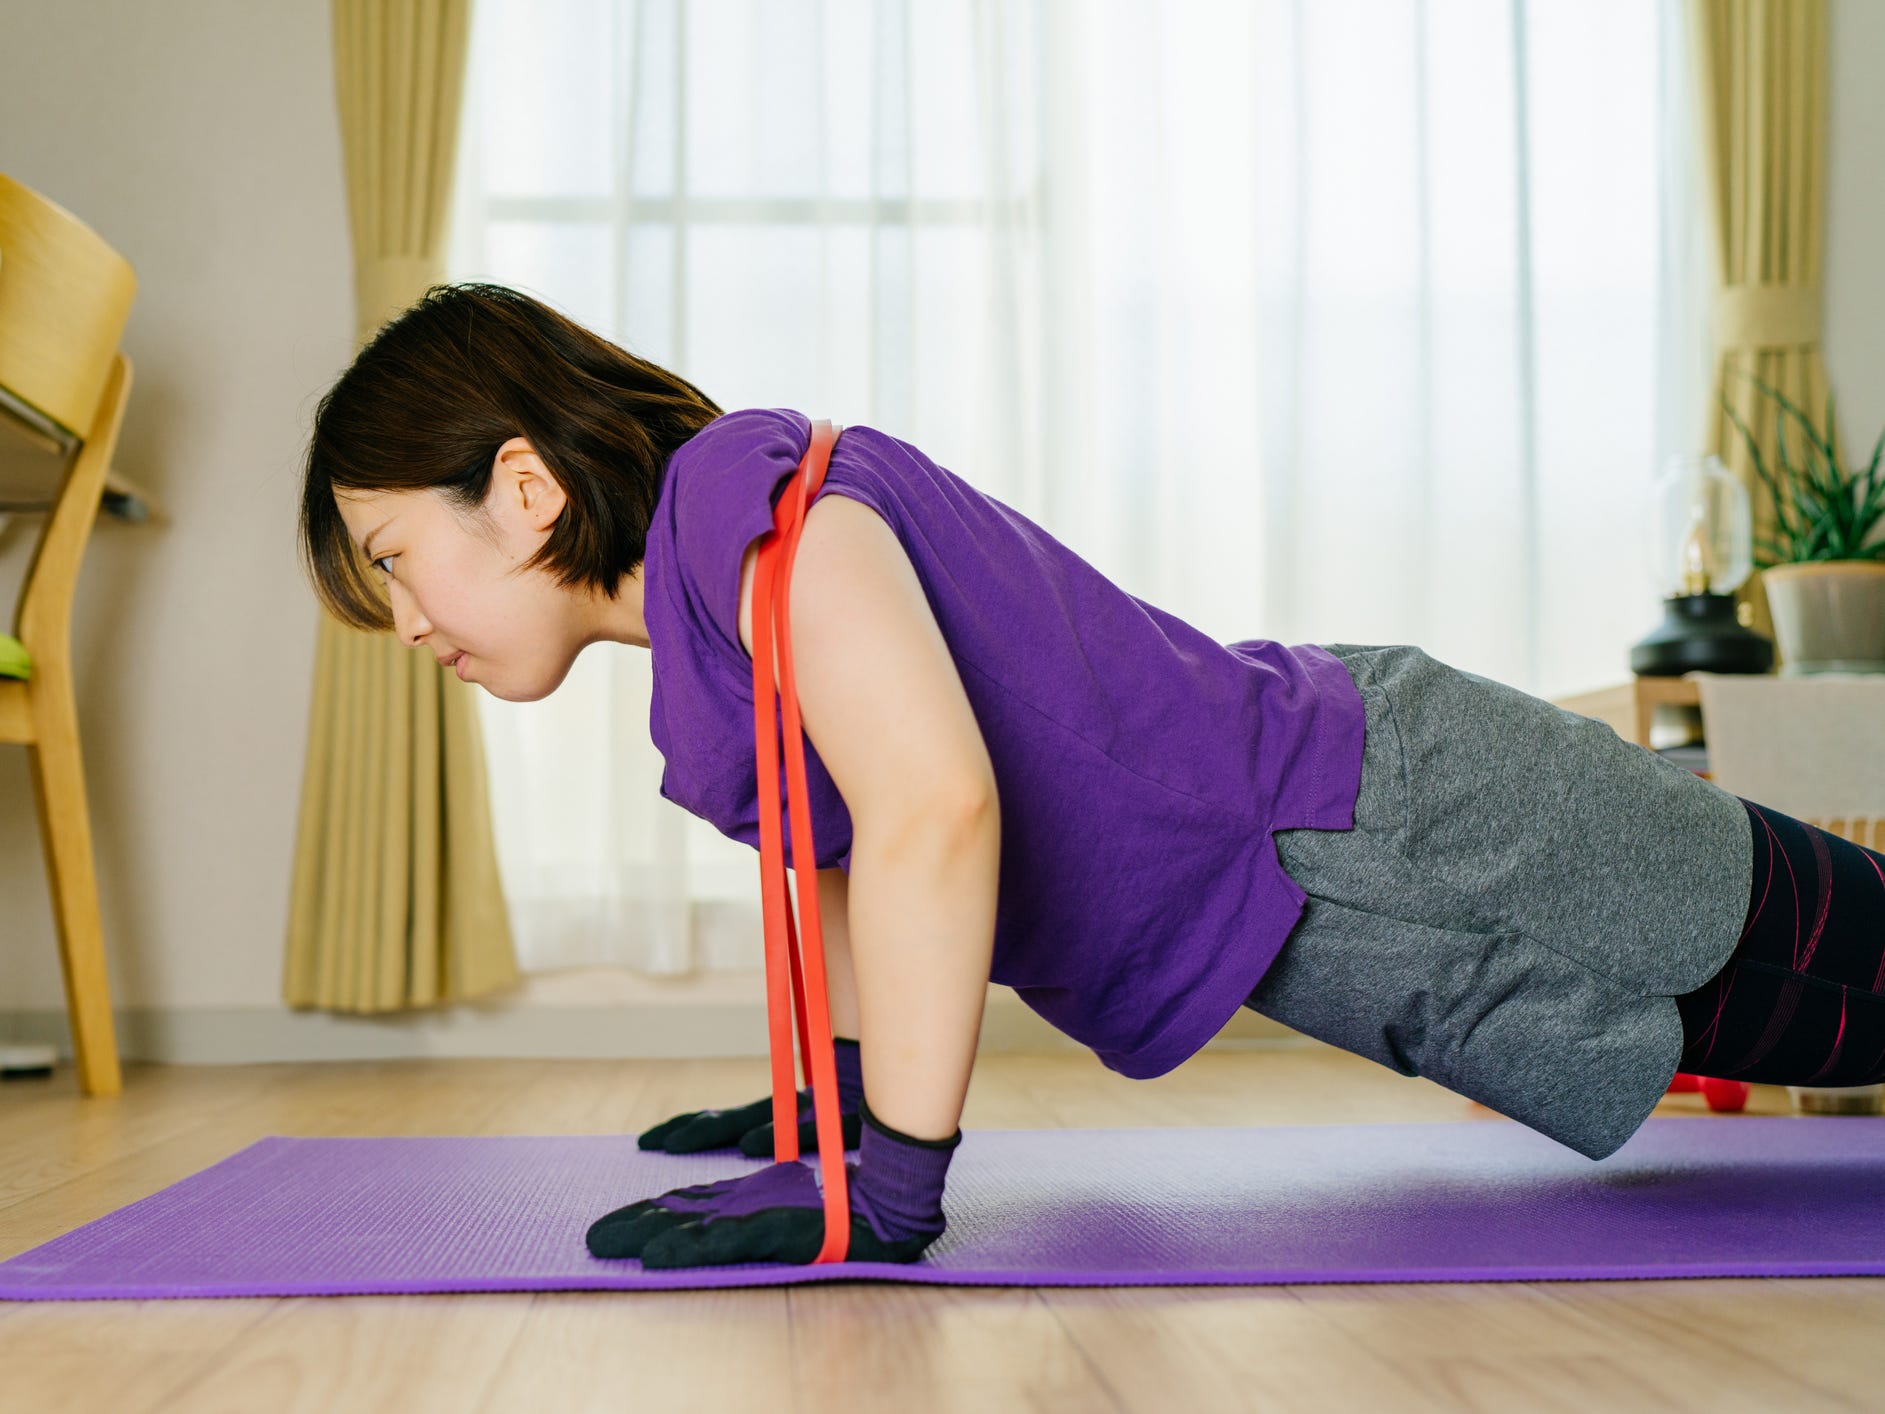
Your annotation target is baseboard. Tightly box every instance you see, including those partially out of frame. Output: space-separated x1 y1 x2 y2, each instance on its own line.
0 994 1303 1066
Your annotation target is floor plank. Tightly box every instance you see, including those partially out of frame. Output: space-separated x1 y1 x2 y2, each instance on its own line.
0 1045 1877 1414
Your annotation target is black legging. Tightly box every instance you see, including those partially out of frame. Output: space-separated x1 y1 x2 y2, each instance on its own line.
1675 796 1885 1086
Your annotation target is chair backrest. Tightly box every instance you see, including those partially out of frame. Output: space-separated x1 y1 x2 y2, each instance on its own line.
0 173 137 649
0 172 135 446
1693 671 1885 827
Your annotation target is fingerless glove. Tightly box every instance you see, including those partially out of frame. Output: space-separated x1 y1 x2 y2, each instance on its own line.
636 1035 865 1155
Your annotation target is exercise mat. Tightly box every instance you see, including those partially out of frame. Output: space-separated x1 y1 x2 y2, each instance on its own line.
5 1117 1884 1299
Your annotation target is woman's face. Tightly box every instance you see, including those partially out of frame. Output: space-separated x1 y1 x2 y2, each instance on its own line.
333 437 641 702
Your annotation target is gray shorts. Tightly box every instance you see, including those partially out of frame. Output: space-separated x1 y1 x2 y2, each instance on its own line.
1245 642 1754 1160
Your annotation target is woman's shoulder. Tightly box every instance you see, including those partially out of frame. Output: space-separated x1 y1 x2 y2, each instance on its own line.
663 409 806 524
680 407 909 463
669 408 917 509
667 410 944 541
676 406 809 462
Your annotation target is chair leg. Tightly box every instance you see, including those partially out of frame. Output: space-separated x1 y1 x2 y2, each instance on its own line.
25 667 122 1097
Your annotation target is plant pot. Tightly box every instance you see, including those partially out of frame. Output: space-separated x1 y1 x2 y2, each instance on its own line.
1759 561 1885 674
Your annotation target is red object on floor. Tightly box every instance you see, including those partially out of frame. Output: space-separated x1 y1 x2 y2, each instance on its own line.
1666 1072 1702 1093
1700 1077 1752 1112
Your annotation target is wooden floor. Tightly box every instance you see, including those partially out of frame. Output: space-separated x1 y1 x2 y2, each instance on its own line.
3 1043 1882 1413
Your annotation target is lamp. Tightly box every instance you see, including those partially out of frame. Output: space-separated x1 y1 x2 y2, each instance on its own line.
1629 452 1774 676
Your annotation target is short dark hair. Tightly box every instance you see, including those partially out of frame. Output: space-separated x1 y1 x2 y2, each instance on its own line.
298 281 724 632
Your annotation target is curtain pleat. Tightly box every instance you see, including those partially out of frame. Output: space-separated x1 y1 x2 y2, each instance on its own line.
284 0 519 1013
1690 0 1831 654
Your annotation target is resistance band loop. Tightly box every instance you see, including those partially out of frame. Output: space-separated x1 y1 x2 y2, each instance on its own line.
752 418 850 1263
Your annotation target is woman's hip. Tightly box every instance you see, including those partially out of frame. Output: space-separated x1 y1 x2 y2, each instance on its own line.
1282 641 1753 996
1243 640 1758 1158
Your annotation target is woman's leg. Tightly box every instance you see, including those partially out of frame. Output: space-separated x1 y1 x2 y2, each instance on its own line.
814 865 862 1039
1675 796 1885 1086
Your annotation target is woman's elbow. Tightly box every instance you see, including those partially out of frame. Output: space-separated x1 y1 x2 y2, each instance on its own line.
859 781 998 861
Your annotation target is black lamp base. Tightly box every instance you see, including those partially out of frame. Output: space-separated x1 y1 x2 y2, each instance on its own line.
1629 592 1774 676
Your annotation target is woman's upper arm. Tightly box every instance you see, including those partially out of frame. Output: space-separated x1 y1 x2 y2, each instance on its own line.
734 493 997 828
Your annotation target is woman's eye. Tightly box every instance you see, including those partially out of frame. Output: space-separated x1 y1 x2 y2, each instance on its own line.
372 555 394 575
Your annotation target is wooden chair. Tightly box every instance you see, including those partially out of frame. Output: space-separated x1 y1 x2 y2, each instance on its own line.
0 171 137 1097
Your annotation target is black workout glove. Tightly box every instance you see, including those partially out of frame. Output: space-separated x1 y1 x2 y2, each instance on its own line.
591 1097 960 1268
637 1035 865 1157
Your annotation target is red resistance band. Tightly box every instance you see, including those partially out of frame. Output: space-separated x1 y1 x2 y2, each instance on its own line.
751 418 850 1263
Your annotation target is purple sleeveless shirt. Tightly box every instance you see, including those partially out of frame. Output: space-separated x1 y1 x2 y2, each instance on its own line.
642 408 1366 1079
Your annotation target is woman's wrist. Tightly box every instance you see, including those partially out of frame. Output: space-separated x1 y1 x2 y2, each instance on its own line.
860 1094 961 1149
852 1095 960 1245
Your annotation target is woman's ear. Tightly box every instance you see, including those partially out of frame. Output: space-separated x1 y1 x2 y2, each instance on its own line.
492 436 568 535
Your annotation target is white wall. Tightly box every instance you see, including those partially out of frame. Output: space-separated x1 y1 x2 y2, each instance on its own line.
1 0 351 1037
1 0 1880 1062
0 0 774 1062
1821 0 1885 450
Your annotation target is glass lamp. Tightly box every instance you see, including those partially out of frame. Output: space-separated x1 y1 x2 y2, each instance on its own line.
1628 453 1774 676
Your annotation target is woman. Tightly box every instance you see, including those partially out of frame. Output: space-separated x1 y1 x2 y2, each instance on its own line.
300 282 1885 1271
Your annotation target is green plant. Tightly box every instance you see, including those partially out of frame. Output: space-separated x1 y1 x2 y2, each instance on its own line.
1720 371 1885 568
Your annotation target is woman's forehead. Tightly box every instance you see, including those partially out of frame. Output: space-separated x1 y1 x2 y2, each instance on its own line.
336 486 428 522
335 487 421 545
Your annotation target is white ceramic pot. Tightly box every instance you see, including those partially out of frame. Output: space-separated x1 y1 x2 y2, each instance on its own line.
1759 560 1885 674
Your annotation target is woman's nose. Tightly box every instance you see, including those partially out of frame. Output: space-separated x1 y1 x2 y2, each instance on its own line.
389 583 431 647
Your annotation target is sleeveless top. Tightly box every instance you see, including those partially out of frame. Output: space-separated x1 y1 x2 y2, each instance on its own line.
641 408 1366 1079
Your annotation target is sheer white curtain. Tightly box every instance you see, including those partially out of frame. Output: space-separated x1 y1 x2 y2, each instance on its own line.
444 0 1709 975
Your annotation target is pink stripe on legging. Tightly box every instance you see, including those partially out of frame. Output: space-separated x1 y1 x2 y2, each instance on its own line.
1679 801 1885 1088
1797 825 1835 972
1856 1025 1885 1083
1687 966 1739 1068
1746 806 1778 943
1865 846 1885 993
1748 808 1807 970
1804 990 1850 1084
1722 974 1805 1078
1745 805 1799 966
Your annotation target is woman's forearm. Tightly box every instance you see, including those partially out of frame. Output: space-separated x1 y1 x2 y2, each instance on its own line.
847 796 1000 1142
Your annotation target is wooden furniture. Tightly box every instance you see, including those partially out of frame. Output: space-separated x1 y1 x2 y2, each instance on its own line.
0 396 163 522
0 171 138 1097
1557 671 1724 756
1689 670 1885 849
1547 676 1703 764
1629 672 1704 750
1550 670 1883 852
1547 679 1642 743
1548 673 1740 756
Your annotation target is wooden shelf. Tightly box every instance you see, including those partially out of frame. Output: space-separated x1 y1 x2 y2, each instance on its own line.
1629 673 1704 748
1548 674 1705 752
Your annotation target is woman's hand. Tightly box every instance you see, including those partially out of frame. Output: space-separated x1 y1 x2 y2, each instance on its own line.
591 1100 961 1268
635 1087 864 1158
636 1038 866 1156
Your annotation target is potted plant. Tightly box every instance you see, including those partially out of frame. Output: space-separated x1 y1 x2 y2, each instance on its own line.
1720 372 1885 674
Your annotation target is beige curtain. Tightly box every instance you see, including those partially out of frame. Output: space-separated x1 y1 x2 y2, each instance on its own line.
284 0 519 1012
1690 0 1833 653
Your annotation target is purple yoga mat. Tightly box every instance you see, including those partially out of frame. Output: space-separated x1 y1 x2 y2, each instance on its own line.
4 1117 1884 1299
